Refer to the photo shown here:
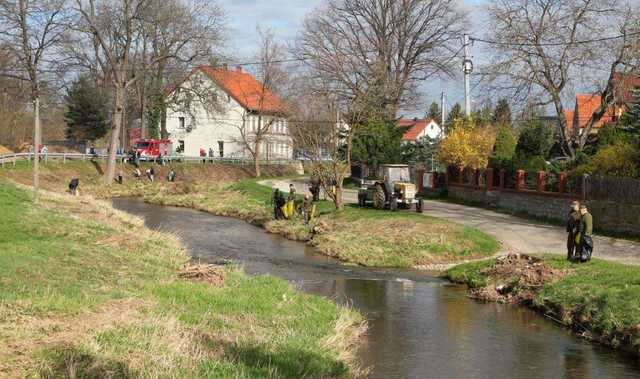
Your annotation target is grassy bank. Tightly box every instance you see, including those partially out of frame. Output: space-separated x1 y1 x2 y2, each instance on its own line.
1 161 498 268
146 179 498 268
445 255 640 356
0 181 364 377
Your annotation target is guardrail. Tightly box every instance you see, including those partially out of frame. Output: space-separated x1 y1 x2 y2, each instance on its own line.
0 152 299 167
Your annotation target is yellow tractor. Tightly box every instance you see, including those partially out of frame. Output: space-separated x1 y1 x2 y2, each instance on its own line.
357 164 421 211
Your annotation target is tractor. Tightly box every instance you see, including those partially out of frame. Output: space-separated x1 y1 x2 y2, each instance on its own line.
357 164 422 211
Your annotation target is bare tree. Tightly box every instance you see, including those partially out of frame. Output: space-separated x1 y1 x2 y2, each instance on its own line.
296 0 466 119
0 0 68 200
73 0 149 183
137 0 226 139
482 0 640 157
233 28 288 178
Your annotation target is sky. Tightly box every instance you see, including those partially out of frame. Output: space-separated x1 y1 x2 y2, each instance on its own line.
218 0 489 118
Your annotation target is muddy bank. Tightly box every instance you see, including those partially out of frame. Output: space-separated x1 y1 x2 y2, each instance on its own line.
446 254 640 358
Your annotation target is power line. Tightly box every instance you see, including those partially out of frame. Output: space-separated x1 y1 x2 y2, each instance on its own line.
469 31 640 47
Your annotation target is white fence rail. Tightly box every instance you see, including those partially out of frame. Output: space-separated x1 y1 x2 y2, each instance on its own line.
0 152 299 167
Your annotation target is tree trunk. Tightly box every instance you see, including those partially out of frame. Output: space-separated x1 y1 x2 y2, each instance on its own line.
254 138 262 177
33 96 41 202
105 84 125 184
334 184 343 210
158 61 168 139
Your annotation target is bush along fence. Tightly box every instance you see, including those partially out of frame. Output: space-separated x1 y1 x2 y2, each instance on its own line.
416 167 640 237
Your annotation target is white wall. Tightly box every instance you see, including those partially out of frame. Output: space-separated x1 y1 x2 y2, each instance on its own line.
165 71 293 159
418 120 443 140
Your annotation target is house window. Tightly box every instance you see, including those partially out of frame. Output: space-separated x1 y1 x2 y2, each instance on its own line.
179 117 185 129
218 141 224 157
227 94 231 103
177 140 185 153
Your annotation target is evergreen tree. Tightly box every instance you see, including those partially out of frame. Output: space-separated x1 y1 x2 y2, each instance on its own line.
426 101 442 124
493 98 512 128
619 87 640 135
445 103 463 133
489 126 517 168
351 117 404 169
65 76 108 143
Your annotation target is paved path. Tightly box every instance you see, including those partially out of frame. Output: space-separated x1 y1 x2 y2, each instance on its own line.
262 178 640 265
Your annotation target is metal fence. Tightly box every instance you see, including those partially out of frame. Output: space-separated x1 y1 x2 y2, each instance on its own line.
586 176 640 205
0 152 299 167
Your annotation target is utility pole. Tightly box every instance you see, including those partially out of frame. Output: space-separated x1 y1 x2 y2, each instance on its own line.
463 34 473 117
440 91 445 138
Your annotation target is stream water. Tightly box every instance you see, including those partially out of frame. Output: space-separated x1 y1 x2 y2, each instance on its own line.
112 198 640 379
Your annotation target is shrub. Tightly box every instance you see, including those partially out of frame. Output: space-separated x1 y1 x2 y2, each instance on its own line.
437 119 495 169
576 140 639 178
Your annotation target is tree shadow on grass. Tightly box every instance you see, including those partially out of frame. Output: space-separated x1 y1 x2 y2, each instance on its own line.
37 344 131 379
224 341 351 379
90 160 104 176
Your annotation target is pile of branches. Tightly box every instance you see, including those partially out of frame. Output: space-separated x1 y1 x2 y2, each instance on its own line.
179 263 225 287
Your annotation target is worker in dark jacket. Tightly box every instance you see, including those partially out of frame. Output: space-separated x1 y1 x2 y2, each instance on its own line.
566 201 581 261
577 204 594 262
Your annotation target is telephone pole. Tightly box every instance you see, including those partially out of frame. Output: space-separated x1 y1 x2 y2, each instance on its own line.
463 34 473 117
440 91 445 139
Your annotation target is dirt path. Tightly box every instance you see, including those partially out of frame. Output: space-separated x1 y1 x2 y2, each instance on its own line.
263 178 640 266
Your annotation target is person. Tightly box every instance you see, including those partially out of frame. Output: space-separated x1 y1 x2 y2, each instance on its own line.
208 147 214 163
272 189 285 220
40 145 48 162
116 171 124 185
309 174 321 201
302 194 315 224
68 178 80 196
200 148 206 163
283 184 296 219
566 201 581 261
146 167 155 183
167 168 177 182
133 168 142 180
577 204 594 262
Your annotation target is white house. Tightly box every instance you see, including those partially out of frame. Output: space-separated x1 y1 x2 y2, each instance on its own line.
396 118 443 142
165 65 293 159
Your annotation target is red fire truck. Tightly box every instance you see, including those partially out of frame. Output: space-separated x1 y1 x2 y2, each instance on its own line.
133 139 172 161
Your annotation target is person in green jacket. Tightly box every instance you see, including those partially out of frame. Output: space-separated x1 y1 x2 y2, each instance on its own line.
577 204 594 262
566 201 581 261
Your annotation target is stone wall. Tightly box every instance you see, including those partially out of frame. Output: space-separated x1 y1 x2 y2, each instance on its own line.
447 184 640 236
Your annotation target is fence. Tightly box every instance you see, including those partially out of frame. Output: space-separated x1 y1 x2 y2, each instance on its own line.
0 152 298 168
586 176 640 205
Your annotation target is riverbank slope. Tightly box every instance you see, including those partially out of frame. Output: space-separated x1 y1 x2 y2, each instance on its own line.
0 180 365 377
445 254 640 357
2 161 499 269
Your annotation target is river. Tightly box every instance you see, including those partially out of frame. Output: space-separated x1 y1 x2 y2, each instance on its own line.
112 198 640 379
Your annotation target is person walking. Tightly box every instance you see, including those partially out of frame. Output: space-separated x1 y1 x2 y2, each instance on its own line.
208 147 214 163
577 204 594 262
167 168 177 182
566 201 581 261
200 148 206 163
146 167 155 183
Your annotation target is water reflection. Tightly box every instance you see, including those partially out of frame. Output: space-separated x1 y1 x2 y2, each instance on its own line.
113 198 640 379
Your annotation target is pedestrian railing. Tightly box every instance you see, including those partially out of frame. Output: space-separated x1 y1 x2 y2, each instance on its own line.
0 152 300 168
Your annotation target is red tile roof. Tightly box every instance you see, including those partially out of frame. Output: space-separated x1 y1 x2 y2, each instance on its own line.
564 109 574 129
396 118 436 141
168 65 288 114
573 94 616 129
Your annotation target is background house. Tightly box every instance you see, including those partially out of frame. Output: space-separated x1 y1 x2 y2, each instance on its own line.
165 65 292 159
396 118 443 142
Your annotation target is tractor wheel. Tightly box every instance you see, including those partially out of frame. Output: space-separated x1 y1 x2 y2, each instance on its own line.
390 195 398 211
372 185 385 209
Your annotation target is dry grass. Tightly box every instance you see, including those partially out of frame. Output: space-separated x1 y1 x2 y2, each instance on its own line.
179 264 226 286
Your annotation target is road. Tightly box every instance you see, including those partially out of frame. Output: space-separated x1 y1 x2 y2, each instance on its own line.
263 178 640 265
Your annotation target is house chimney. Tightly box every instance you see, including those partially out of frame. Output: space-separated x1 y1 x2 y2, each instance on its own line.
236 65 243 73
222 63 228 71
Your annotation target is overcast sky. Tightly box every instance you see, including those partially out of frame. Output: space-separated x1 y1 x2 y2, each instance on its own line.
218 0 489 117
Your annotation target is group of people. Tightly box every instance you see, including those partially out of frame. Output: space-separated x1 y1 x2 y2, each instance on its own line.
566 201 594 263
272 183 315 224
199 147 221 163
130 167 176 183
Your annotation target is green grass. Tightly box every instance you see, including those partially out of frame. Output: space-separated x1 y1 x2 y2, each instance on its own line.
444 255 640 355
0 180 363 377
226 180 499 268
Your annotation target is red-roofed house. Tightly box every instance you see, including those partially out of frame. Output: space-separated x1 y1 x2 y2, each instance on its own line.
164 65 292 158
396 118 443 142
564 72 639 134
